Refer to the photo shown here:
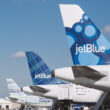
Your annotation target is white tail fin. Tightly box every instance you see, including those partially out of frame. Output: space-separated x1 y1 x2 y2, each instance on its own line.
6 79 26 98
60 4 110 65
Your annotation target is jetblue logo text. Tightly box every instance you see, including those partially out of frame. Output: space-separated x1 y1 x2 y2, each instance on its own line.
35 73 51 79
76 44 106 55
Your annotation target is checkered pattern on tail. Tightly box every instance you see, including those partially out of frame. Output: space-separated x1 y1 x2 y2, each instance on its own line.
26 51 66 85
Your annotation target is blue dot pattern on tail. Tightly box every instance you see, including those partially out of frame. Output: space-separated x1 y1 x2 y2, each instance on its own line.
65 13 110 65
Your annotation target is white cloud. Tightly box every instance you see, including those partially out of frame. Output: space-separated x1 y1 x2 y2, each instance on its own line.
102 25 110 34
12 51 26 58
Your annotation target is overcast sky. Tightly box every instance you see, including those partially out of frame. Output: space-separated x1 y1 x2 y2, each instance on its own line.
0 0 110 97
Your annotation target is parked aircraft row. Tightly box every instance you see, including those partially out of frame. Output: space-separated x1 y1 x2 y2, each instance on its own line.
3 3 110 110
6 51 101 110
6 79 52 108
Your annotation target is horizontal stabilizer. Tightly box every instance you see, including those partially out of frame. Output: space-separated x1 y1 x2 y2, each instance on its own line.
73 77 109 92
30 86 49 94
9 97 18 101
72 65 105 81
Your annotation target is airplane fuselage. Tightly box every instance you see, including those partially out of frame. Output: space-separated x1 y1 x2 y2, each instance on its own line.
22 83 102 103
8 95 52 108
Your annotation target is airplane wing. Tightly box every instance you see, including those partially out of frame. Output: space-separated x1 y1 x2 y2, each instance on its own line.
72 65 106 81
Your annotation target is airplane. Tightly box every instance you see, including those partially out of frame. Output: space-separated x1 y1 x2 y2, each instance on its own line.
20 4 110 109
22 51 102 106
6 78 53 109
52 4 110 93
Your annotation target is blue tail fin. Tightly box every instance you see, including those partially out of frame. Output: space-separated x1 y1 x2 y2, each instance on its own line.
25 51 66 85
60 4 110 65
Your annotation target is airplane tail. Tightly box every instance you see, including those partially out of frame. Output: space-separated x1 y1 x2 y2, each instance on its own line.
25 51 66 85
6 79 26 98
60 4 110 65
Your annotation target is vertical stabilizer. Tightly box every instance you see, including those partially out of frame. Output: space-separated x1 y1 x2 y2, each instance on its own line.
60 4 110 65
26 51 66 85
6 79 25 98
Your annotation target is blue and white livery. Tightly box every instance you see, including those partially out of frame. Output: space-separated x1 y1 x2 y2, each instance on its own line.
26 51 66 85
54 4 110 93
60 4 110 65
6 79 52 108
